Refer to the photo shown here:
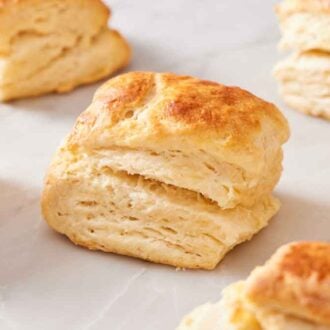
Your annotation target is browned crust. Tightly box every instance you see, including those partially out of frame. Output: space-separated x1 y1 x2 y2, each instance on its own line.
0 0 111 16
67 71 289 152
246 242 330 326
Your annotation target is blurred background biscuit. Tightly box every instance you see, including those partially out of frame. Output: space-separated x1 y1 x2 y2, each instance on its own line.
275 0 330 120
274 51 330 119
276 0 330 52
0 0 131 101
177 241 330 329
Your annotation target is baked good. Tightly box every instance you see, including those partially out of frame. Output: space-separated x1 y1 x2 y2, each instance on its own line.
276 0 330 52
177 241 330 328
274 51 330 119
246 241 330 327
0 0 130 101
274 0 330 120
42 156 280 270
178 282 261 330
42 71 288 270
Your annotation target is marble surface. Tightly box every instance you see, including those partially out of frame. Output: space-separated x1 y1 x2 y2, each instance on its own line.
1 1 330 329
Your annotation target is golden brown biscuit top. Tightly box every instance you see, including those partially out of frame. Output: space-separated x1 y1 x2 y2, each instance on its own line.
277 0 330 16
0 0 108 5
0 0 110 15
0 0 16 6
278 242 330 280
0 0 20 10
246 242 330 326
69 71 289 153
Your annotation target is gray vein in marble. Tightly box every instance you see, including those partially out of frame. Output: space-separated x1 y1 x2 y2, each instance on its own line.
116 295 159 330
83 268 147 330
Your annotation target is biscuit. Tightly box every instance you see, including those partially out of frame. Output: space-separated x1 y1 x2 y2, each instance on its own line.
178 282 260 330
276 0 330 52
246 241 330 327
177 242 330 328
177 303 221 330
42 72 287 269
0 0 130 101
274 51 330 119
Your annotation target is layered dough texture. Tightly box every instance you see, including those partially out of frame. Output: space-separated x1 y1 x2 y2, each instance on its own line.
0 0 130 100
274 51 330 119
42 72 289 269
275 0 330 119
42 145 280 270
276 0 330 52
177 242 330 328
91 146 283 210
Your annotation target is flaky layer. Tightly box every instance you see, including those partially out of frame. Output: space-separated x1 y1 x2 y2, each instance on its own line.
90 146 283 210
0 0 130 100
0 28 130 101
177 303 223 330
255 310 330 330
42 146 280 270
0 0 109 55
276 11 330 52
177 282 261 330
66 71 289 209
274 51 330 119
276 0 330 51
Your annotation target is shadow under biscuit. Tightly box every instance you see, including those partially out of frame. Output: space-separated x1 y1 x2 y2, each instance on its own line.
0 180 41 282
274 192 330 241
0 180 39 223
3 83 99 118
216 192 330 278
2 63 132 121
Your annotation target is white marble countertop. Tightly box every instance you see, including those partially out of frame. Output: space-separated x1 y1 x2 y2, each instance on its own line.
1 1 329 329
